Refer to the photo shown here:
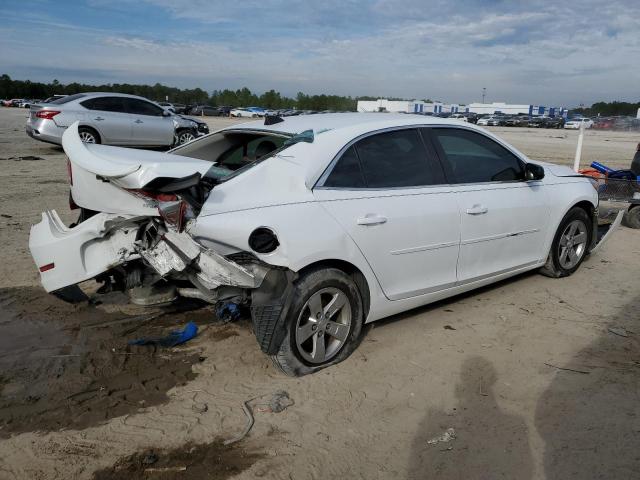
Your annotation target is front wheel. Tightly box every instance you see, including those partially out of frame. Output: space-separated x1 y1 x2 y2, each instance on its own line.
270 268 364 376
175 129 196 145
540 207 592 278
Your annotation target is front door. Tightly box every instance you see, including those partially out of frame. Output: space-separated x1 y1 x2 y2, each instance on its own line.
314 128 460 301
124 98 174 146
426 127 550 283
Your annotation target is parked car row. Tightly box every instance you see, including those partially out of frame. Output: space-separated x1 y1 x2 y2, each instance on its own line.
592 116 640 131
25 92 209 148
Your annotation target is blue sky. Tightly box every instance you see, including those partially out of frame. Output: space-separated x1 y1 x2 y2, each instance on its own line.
1 0 639 106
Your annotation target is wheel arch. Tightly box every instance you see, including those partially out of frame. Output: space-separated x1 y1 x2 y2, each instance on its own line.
297 258 371 319
77 124 102 142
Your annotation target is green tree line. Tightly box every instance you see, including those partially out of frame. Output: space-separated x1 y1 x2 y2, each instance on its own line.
0 74 359 110
573 101 640 117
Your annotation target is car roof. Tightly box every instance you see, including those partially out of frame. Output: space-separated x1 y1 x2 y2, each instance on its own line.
227 112 478 136
72 92 158 100
216 112 531 191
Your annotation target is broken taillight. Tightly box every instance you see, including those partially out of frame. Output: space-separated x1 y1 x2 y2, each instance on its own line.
126 189 190 232
157 199 190 232
35 110 61 120
127 189 178 202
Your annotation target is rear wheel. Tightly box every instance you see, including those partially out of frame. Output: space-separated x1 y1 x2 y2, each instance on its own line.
270 268 364 376
78 127 100 144
623 205 640 229
540 207 592 278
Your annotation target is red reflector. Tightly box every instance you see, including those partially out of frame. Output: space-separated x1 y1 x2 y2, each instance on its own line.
39 263 55 272
35 110 61 120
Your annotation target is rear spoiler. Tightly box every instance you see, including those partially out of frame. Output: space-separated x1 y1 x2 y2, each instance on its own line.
62 122 141 179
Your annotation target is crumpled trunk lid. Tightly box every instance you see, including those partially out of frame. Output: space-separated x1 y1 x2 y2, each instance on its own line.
63 122 212 214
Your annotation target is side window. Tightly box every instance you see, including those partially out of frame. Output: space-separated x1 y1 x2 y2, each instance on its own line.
324 146 366 188
354 129 436 188
81 96 126 113
124 99 164 116
430 128 524 183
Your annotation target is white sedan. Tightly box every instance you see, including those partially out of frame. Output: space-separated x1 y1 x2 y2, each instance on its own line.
230 107 265 118
564 117 594 129
29 114 617 376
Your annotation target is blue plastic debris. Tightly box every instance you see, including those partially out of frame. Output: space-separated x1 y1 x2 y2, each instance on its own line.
216 302 241 323
129 322 198 347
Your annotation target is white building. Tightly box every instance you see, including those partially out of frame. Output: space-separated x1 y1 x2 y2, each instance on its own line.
356 98 465 114
357 98 567 117
466 102 566 117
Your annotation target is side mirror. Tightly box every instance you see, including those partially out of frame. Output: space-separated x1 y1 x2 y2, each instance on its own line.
162 110 172 117
524 163 545 181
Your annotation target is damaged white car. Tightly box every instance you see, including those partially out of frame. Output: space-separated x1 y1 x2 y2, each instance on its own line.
29 114 619 376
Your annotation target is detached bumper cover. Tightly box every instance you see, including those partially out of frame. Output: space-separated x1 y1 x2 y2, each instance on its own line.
29 211 139 292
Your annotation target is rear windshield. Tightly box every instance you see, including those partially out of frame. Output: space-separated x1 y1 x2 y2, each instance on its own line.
50 93 87 104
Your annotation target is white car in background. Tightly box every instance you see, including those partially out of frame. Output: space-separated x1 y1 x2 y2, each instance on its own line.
231 107 265 118
564 117 594 129
29 114 618 376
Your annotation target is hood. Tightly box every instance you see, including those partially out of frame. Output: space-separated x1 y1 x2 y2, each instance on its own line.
62 122 212 189
534 161 581 177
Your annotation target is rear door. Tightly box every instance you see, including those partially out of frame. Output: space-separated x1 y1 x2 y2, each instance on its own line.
79 96 132 144
426 127 550 283
314 128 460 301
124 98 174 146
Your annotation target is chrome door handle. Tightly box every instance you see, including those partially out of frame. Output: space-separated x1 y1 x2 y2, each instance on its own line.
94 117 104 121
357 214 387 226
134 119 144 124
466 204 488 215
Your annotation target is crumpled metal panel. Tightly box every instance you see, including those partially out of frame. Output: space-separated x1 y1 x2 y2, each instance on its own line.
139 239 188 276
138 230 258 289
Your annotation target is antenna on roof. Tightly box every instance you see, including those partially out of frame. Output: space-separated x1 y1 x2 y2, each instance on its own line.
264 115 284 125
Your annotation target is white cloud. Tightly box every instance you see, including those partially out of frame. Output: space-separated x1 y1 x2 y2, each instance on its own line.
1 0 639 105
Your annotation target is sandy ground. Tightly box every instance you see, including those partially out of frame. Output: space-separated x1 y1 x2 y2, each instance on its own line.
0 107 639 479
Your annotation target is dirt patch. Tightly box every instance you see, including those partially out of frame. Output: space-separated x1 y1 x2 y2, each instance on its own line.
92 441 264 480
0 287 214 438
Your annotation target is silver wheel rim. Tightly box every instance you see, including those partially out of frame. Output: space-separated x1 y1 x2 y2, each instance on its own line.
79 131 96 143
558 219 588 269
295 287 352 364
179 132 195 144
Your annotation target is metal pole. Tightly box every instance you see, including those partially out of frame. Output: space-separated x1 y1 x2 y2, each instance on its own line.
482 88 486 104
573 122 585 172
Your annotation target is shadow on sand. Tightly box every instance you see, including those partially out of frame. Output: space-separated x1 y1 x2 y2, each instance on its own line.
407 356 534 479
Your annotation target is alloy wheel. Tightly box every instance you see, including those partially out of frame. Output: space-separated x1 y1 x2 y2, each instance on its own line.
295 287 352 364
558 219 588 269
79 131 96 143
179 132 195 144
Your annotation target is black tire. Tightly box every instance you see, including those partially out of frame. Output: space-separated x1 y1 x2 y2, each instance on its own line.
539 207 592 278
623 205 640 229
270 267 364 377
78 126 100 144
